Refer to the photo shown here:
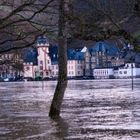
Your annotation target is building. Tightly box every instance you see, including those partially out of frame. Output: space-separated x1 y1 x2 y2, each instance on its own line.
23 36 52 79
0 52 23 80
84 41 120 77
93 63 140 79
117 63 140 78
23 36 85 80
23 62 37 79
93 68 114 79
67 49 85 78
37 36 52 78
50 47 85 78
23 48 38 79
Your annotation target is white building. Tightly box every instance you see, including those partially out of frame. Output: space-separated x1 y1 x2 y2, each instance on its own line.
23 62 37 79
93 63 140 79
51 63 58 78
51 59 84 78
93 68 114 79
23 36 52 79
24 37 85 79
117 63 140 78
67 60 84 78
37 42 52 78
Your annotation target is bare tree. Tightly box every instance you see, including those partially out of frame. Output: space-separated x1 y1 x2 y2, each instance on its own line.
49 0 68 117
69 0 140 50
0 0 69 117
1 0 140 118
0 0 59 73
0 0 57 54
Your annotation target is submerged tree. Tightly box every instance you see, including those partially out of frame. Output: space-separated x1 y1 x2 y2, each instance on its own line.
49 0 68 117
1 0 140 118
0 0 69 118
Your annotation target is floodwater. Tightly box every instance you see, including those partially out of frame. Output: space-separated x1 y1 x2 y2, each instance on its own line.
0 79 140 140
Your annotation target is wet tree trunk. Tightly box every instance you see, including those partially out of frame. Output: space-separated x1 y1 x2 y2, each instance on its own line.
49 0 68 117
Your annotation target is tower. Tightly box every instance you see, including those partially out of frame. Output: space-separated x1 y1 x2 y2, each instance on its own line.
37 36 52 79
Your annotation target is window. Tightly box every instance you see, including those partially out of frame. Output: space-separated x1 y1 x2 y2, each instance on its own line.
120 71 122 74
26 66 30 70
40 60 43 64
40 66 43 70
86 64 89 69
124 71 127 74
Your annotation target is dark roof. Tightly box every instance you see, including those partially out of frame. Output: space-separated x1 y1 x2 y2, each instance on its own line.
51 61 58 65
49 45 58 62
23 48 38 65
37 36 49 45
67 48 84 60
49 45 84 63
89 41 119 56
94 67 115 69
94 65 124 70
135 53 140 63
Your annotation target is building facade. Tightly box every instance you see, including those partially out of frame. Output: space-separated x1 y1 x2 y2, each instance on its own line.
117 63 140 78
0 52 23 80
50 47 85 78
23 36 52 79
84 41 120 77
37 41 52 78
93 63 140 79
93 68 114 79
23 36 85 80
23 62 37 79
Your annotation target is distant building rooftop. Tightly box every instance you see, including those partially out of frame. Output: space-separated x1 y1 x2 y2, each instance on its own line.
89 41 120 56
23 48 38 65
49 45 84 63
37 36 49 46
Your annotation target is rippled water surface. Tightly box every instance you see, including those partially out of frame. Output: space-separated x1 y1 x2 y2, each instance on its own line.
0 79 140 140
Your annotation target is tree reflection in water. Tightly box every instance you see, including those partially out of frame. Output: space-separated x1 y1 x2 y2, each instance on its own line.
50 116 69 139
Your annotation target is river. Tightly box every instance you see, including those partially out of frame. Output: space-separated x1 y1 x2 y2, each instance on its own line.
0 79 140 140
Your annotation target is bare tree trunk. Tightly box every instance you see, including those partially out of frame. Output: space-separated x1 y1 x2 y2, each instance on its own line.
49 0 68 117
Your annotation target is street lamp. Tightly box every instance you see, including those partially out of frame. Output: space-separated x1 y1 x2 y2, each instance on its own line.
131 63 133 90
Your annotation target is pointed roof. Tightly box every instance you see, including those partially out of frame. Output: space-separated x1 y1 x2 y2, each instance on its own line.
88 41 120 56
23 48 38 65
81 46 87 52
